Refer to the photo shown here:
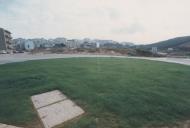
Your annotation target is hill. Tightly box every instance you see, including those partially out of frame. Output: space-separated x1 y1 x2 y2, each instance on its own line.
144 36 190 51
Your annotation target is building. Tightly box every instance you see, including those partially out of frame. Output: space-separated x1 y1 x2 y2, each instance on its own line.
50 38 67 48
24 41 35 51
66 39 81 48
151 47 158 54
168 48 174 52
81 42 96 48
0 28 13 53
13 38 26 51
96 42 100 48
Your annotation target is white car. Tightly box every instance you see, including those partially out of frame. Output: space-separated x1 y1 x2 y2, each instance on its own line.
0 50 7 54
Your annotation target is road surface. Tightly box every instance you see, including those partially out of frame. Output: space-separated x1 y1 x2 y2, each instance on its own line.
0 53 190 66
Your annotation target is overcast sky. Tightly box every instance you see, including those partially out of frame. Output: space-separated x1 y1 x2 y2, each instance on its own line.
0 0 190 44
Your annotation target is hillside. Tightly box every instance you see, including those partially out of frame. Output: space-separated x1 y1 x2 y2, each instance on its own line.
145 36 190 51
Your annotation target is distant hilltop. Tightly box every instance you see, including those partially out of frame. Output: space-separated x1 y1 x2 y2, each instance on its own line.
142 36 190 51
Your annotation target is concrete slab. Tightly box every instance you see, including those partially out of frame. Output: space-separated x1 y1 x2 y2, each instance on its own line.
38 100 84 128
0 124 6 128
31 90 85 128
31 90 67 109
0 123 22 128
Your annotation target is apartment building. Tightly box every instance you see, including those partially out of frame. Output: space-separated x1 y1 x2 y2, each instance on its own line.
0 28 13 53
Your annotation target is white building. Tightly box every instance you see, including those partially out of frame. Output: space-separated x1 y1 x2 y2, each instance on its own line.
25 41 35 51
96 42 100 48
151 47 158 54
168 48 174 52
66 39 81 48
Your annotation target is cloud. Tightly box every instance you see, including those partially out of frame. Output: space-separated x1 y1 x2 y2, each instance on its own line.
106 8 120 20
0 0 190 44
112 23 144 35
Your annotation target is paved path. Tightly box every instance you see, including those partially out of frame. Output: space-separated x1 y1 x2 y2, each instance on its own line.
31 90 84 128
129 57 190 66
0 53 125 65
0 53 190 66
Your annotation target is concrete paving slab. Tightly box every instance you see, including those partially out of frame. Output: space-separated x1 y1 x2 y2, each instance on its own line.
0 123 6 128
0 123 22 128
31 90 67 109
31 90 85 128
38 100 84 128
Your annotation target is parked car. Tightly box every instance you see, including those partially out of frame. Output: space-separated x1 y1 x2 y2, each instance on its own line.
0 50 7 54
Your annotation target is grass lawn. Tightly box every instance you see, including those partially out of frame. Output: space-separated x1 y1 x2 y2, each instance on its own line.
0 57 190 128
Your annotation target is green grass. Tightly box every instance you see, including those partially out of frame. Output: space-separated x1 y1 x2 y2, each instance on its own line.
0 58 190 128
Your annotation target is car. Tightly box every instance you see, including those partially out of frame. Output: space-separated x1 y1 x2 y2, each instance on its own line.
0 50 7 54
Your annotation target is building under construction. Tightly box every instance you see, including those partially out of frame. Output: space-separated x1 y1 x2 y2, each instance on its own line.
0 28 13 53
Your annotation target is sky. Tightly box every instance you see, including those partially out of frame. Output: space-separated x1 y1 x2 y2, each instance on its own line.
0 0 190 44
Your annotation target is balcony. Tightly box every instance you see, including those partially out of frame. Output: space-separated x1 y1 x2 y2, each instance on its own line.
5 34 12 39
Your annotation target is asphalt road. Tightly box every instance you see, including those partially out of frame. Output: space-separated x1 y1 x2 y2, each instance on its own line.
0 53 190 66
